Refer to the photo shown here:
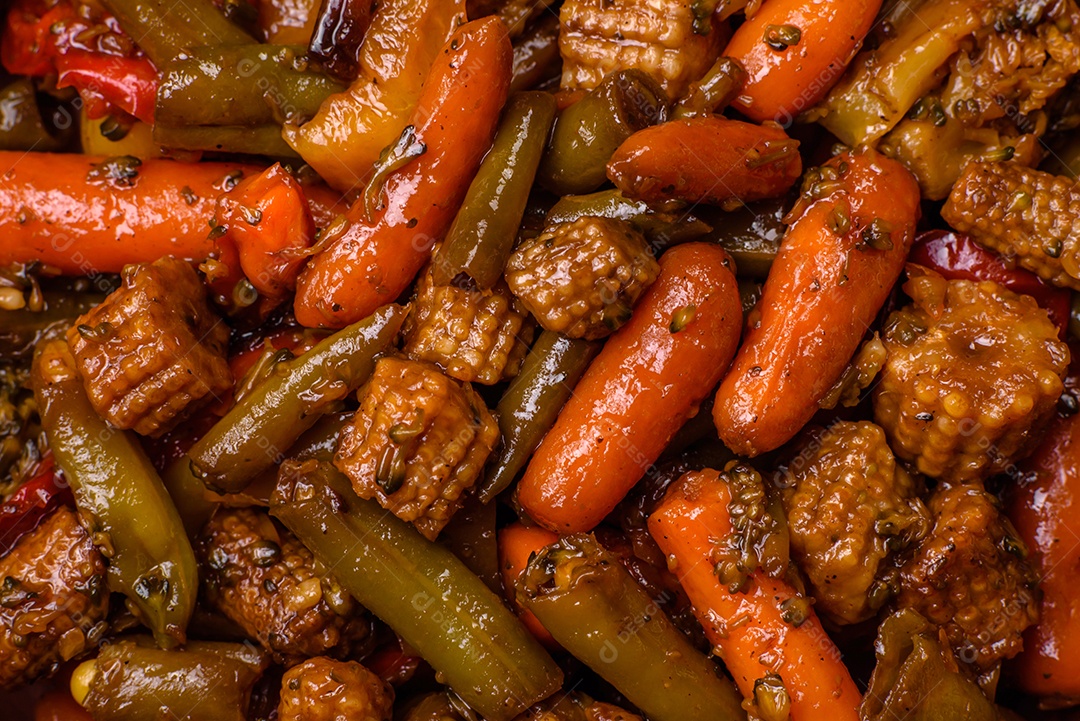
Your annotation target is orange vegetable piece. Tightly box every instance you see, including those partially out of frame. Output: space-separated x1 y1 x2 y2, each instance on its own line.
607 116 802 207
283 0 466 192
0 152 259 275
724 0 881 124
498 522 560 650
517 243 743 533
294 17 512 329
1009 407 1080 703
649 468 862 721
713 148 920 456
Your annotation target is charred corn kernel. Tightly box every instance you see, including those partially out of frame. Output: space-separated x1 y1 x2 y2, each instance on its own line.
898 482 1039 671
559 0 722 98
0 507 108 690
278 657 393 721
779 421 930 626
198 508 370 665
505 216 659 340
334 358 500 541
403 267 534 385
874 271 1068 483
65 257 231 437
942 161 1080 290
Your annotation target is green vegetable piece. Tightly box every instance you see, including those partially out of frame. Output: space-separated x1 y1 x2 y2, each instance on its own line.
153 123 300 158
187 304 405 494
699 197 788 279
271 460 564 721
538 70 668 196
519 534 746 721
155 45 345 128
546 189 713 249
674 56 747 119
861 610 998 721
479 330 601 503
0 79 69 152
32 339 199 648
81 638 268 721
433 91 557 289
0 289 105 359
98 0 255 66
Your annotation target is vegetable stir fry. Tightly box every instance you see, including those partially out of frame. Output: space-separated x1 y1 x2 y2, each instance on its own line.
3 0 1080 719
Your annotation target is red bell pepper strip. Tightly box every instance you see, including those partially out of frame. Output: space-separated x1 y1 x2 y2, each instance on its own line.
3 0 157 123
911 230 1071 336
0 455 74 556
56 52 158 124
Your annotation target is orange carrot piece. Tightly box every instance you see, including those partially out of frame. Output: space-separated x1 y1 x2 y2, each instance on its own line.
0 152 259 275
713 148 920 456
724 0 881 124
1009 407 1080 702
517 243 743 533
498 522 560 650
606 116 802 207
203 163 315 315
648 468 862 721
294 16 512 329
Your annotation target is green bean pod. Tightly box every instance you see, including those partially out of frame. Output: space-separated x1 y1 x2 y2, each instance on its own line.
538 70 668 196
77 638 268 721
699 197 787 279
32 339 199 648
156 45 345 127
510 14 562 93
271 460 564 721
98 0 254 66
187 304 405 494
520 534 746 721
479 330 601 503
546 190 712 247
432 92 556 289
0 79 69 151
153 123 300 158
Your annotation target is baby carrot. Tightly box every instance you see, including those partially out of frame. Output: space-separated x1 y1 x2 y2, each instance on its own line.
0 152 259 274
1009 406 1080 702
713 148 920 456
648 468 862 721
724 0 881 124
293 16 512 329
606 116 802 207
517 243 743 533
498 522 560 649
